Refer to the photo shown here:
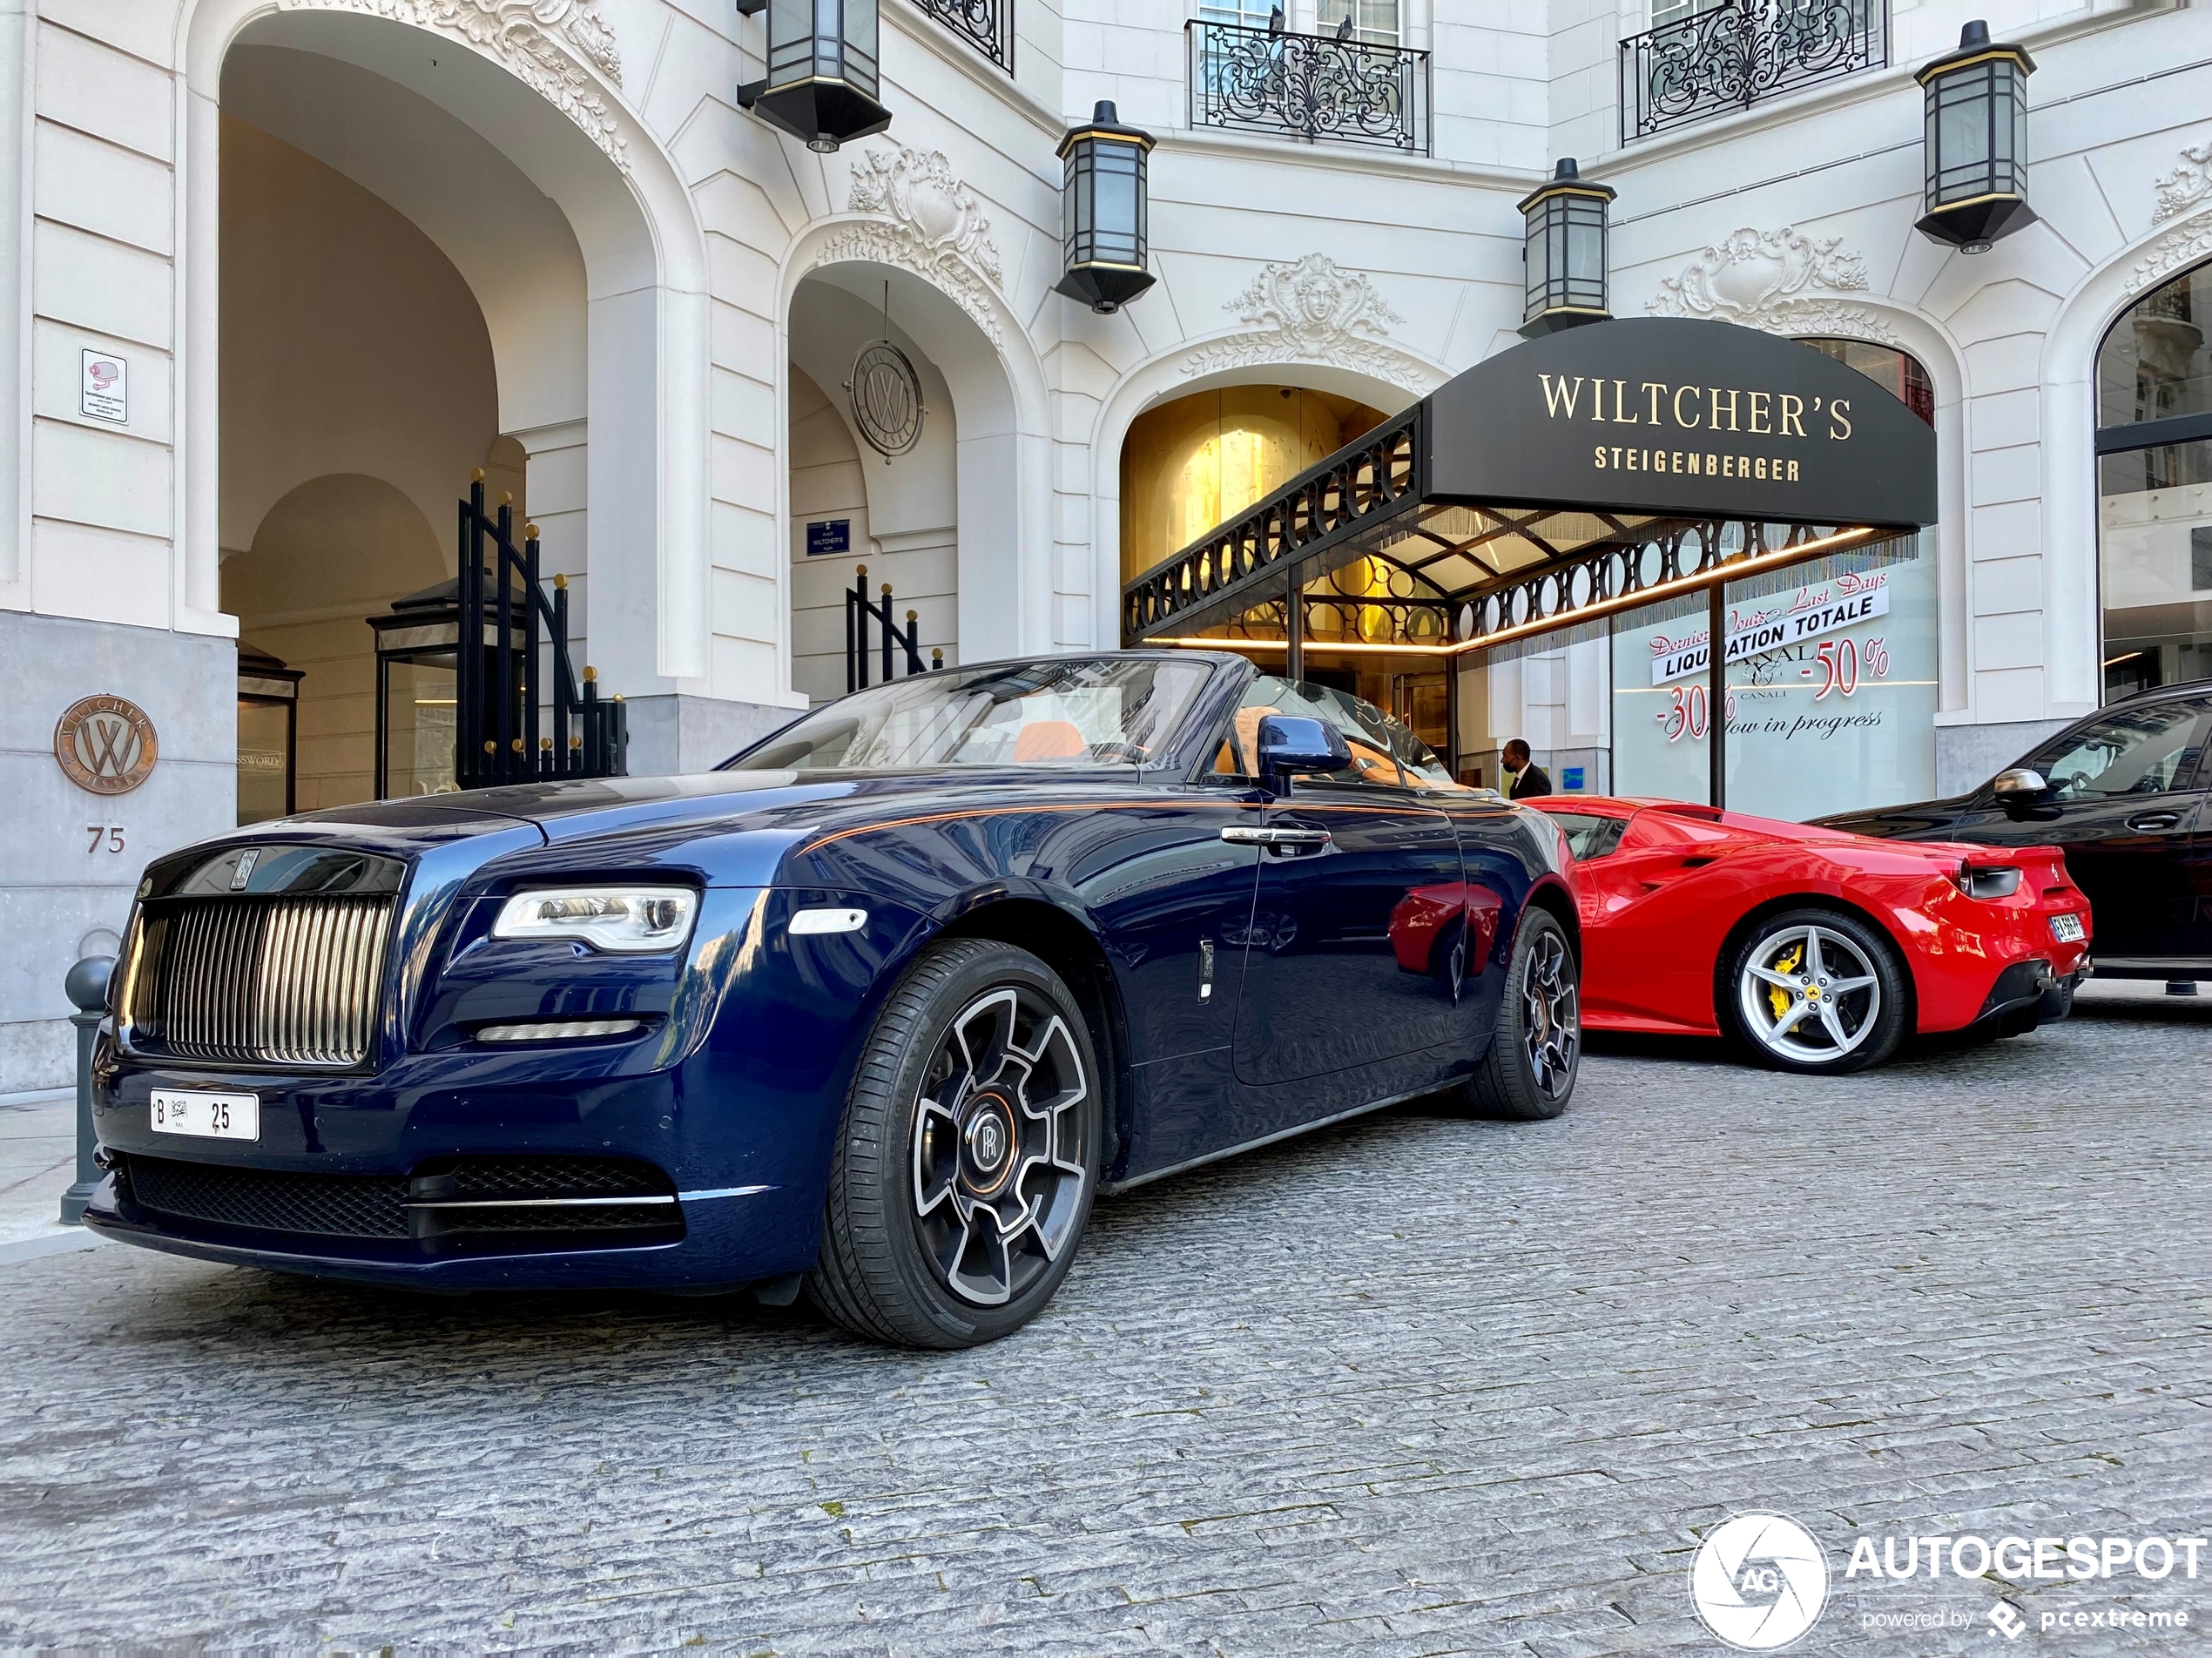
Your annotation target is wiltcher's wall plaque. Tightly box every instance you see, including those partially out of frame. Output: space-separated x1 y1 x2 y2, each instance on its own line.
54 695 158 794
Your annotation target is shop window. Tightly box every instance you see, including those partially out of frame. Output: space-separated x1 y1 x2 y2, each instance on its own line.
1608 340 1942 819
1610 535 1939 819
2096 259 2212 700
1794 338 1935 426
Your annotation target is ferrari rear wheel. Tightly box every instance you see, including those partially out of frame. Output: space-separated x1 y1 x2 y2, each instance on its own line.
806 938 1102 1349
1727 908 1909 1074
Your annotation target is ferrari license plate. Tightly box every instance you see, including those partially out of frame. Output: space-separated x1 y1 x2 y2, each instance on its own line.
2049 913 2086 944
150 1089 260 1141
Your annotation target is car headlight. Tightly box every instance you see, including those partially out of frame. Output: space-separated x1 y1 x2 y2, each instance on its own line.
491 887 699 953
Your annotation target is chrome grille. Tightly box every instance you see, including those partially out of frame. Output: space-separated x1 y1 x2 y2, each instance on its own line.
125 894 395 1067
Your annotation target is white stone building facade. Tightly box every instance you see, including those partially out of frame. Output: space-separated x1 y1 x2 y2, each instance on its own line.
1 0 2206 1088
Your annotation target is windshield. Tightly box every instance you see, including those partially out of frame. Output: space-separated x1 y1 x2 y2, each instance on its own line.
725 657 1220 772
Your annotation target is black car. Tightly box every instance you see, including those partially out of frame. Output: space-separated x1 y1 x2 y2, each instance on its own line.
1818 681 2212 983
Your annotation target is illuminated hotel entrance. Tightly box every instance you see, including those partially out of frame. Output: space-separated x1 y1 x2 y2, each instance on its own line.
1120 320 1940 812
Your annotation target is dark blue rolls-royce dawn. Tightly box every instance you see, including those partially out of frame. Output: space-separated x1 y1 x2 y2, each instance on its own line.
85 652 1581 1346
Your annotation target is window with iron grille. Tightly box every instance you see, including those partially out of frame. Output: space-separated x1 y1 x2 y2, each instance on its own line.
915 0 1012 72
1621 0 1887 144
1186 16 1430 154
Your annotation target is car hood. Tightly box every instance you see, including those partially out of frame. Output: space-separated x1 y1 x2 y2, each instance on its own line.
270 767 1170 889
1811 794 1978 836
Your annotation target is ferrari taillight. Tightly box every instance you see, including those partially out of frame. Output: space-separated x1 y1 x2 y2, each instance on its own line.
1952 862 2022 900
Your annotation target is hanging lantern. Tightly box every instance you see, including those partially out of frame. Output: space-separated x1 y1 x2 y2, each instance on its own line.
1517 158 1614 338
733 0 890 154
1055 102 1156 314
1915 20 2036 253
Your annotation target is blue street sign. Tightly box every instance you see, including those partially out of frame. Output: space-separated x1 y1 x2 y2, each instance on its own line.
806 519 851 556
1563 766 1586 791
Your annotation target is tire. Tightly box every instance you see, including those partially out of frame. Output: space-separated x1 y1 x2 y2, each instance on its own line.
1723 907 1911 1075
806 938 1103 1349
1468 907 1580 1121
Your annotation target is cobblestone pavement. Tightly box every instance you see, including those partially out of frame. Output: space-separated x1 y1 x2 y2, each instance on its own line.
3 994 2207 1655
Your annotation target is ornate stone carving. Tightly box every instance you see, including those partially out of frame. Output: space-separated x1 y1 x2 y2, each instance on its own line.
816 148 1006 348
2126 212 2212 297
1645 226 1899 345
280 0 628 172
844 148 1003 288
2152 141 2212 224
1182 253 1410 380
814 224 1004 348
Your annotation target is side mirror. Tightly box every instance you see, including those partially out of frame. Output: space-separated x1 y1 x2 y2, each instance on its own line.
1992 766 2049 799
1255 714 1352 792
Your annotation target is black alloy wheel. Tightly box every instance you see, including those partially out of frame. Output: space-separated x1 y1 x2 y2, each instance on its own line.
807 938 1102 1348
1467 907 1580 1120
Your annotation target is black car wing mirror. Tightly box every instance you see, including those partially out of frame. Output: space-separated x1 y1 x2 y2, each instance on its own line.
1992 766 2057 819
1255 714 1352 794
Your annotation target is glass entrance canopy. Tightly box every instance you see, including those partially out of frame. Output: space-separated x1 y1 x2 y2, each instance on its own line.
1121 318 1939 663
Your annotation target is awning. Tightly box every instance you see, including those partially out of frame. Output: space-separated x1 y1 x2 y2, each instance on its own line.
1120 318 1939 654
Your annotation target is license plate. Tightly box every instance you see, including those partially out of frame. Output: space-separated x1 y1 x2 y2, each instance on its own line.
150 1089 260 1141
2049 913 2086 943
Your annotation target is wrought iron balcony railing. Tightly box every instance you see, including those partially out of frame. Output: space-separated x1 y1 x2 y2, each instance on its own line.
1620 0 1885 143
915 0 1011 73
1187 19 1430 155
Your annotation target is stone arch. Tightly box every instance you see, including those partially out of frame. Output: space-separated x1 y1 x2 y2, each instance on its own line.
179 0 718 696
1088 354 1442 649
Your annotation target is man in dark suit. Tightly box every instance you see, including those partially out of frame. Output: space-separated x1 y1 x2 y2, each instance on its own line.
1503 739 1552 799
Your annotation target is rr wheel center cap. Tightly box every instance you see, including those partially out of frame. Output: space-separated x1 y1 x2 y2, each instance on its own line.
961 1095 1017 1194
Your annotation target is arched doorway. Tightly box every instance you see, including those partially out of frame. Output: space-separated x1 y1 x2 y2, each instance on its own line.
225 475 451 814
1115 383 1463 747
216 83 519 817
1120 385 1390 583
786 261 1024 701
192 2 716 795
2094 257 2212 700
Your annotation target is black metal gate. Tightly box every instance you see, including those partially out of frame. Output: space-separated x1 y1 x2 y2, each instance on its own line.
845 564 939 692
456 472 626 788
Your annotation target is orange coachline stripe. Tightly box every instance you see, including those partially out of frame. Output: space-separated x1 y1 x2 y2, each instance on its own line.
796 789 1506 855
796 797 1264 855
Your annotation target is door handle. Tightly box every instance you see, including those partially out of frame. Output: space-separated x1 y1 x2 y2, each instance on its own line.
2126 811 2183 831
1221 826 1332 850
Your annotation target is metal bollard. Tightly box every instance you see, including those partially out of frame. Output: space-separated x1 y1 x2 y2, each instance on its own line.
58 955 113 1226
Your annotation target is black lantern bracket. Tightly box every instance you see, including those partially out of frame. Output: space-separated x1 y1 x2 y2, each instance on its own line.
1518 158 1615 339
734 0 892 154
1915 20 2038 253
1055 101 1157 314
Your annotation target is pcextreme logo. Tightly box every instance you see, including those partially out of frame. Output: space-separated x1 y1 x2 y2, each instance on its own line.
1689 1513 1831 1650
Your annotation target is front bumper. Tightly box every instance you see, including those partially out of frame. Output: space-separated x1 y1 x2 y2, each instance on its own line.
84 1039 843 1290
82 1167 796 1293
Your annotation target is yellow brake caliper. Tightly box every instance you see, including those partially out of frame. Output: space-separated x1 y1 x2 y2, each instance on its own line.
1767 944 1803 1019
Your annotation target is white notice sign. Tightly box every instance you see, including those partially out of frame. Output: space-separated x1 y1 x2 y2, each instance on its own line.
1651 572 1892 686
81 350 126 423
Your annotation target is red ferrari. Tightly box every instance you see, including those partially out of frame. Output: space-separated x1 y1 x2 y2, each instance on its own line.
1527 797 2094 1073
